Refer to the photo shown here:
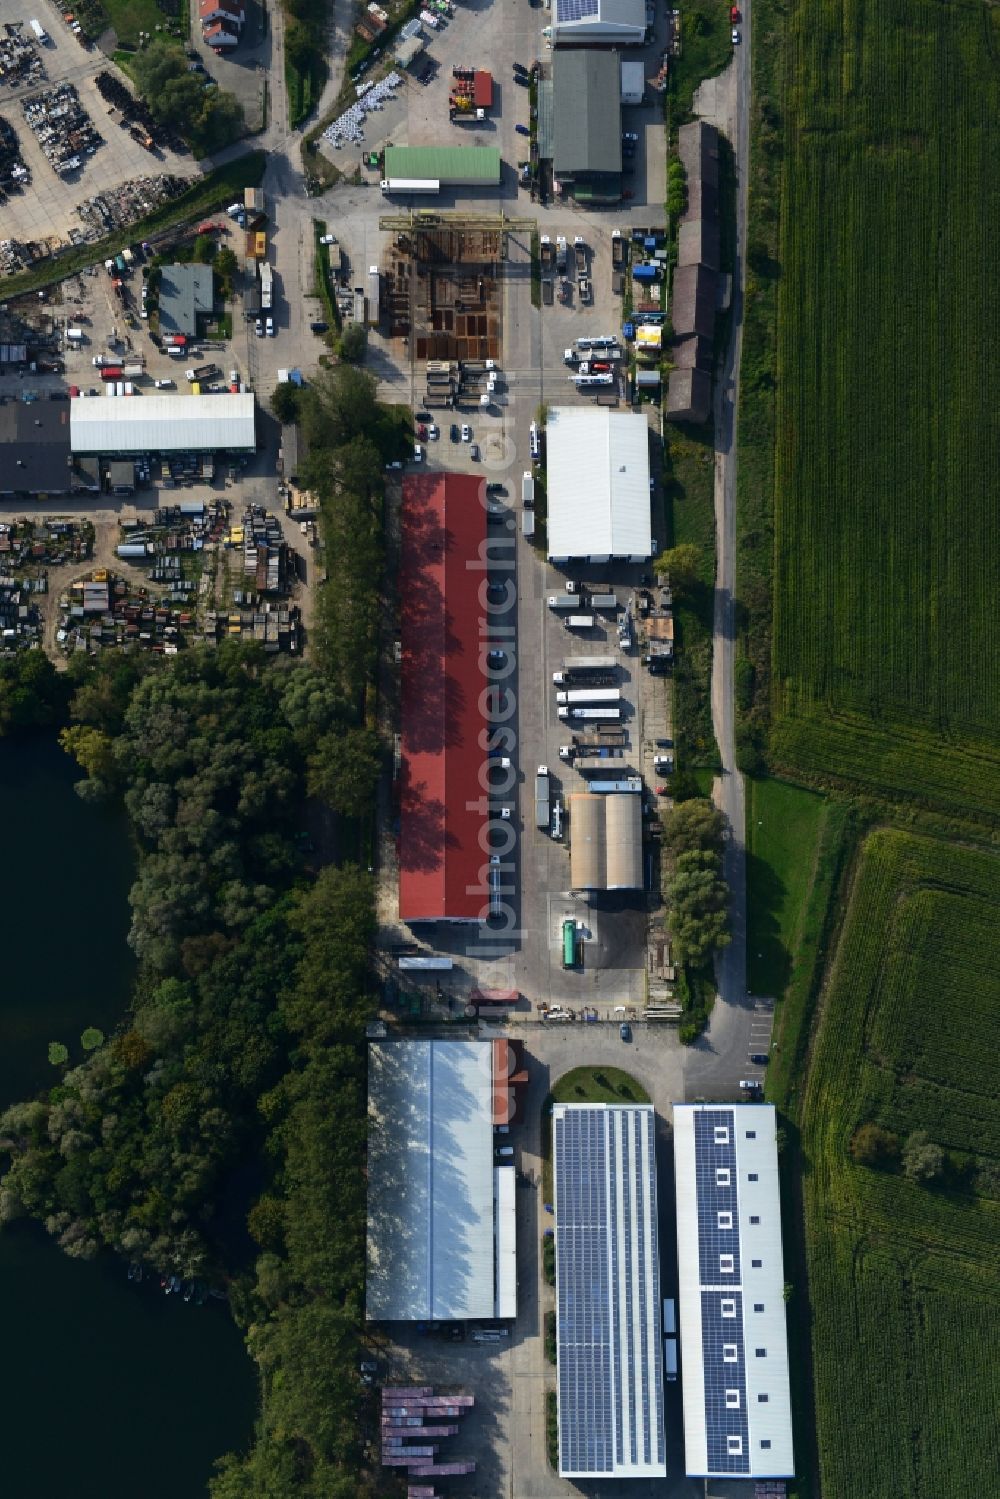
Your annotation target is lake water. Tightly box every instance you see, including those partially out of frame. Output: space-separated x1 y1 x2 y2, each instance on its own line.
0 736 257 1498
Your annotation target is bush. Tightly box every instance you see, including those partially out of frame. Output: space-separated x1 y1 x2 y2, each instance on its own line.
544 1309 556 1364
542 1233 555 1286
902 1130 946 1185
271 382 301 424
849 1123 901 1170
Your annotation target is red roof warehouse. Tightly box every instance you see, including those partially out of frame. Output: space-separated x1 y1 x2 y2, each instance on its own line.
399 474 489 922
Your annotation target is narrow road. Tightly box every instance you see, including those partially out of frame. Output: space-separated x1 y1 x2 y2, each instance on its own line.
708 19 752 1020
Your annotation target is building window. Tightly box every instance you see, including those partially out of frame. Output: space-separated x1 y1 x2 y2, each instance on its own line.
755 1348 767 1358
727 1435 743 1457
716 1168 731 1187
721 1299 736 1318
725 1389 740 1409
761 1440 772 1450
748 1172 759 1182
750 1214 760 1225
746 1130 756 1138
752 1258 762 1268
720 1254 735 1274
754 1303 765 1313
718 1211 733 1230
714 1126 730 1145
722 1343 738 1363
758 1393 769 1404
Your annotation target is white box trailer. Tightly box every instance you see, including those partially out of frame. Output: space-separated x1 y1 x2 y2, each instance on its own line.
562 656 617 673
565 614 595 629
555 688 622 705
381 178 441 195
522 472 534 507
557 706 622 721
522 509 535 539
548 594 578 611
590 593 618 610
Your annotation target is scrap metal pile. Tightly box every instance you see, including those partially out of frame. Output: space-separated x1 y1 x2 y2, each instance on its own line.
0 114 29 190
76 174 188 237
94 70 182 155
0 23 46 91
21 82 102 176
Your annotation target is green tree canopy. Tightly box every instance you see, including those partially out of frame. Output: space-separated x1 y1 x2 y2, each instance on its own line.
663 797 726 858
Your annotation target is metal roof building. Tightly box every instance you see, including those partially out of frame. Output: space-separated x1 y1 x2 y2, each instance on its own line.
553 1103 666 1479
157 263 214 337
70 394 256 455
546 407 651 562
569 791 643 891
551 0 647 46
0 399 74 497
398 474 490 923
383 145 501 185
366 1040 516 1322
552 51 622 198
673 1104 795 1479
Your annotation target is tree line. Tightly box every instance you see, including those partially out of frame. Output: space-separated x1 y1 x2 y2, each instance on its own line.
660 797 731 1040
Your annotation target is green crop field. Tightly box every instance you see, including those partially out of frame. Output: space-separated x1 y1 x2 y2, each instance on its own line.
800 828 1000 1497
768 0 1000 818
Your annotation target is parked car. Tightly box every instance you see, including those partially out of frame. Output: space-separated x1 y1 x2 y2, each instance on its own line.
515 123 530 136
619 1022 632 1042
461 424 471 441
513 73 529 86
255 320 264 337
732 26 741 42
622 131 638 142
450 423 460 442
750 1053 769 1065
266 317 275 336
486 482 506 494
310 320 328 333
427 423 439 440
154 378 173 388
413 443 423 462
730 5 741 18
470 443 480 461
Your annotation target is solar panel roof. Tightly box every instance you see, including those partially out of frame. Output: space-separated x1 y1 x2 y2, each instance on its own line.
674 1105 795 1479
554 1105 666 1479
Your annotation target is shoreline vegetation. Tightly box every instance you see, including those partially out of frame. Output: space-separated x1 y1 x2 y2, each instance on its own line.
0 364 407 1497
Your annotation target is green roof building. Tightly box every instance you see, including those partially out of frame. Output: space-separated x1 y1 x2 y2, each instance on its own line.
383 145 501 186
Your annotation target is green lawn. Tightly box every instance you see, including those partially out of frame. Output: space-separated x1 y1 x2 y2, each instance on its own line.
746 777 828 997
767 0 1000 820
104 0 178 48
799 828 1000 1498
551 1067 649 1105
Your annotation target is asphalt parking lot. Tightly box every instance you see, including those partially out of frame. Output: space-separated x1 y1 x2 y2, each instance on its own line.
0 1 194 250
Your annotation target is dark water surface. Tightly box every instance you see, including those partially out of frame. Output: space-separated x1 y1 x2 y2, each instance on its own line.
0 736 256 1498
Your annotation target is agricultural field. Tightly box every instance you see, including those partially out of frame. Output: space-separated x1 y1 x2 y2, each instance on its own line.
800 828 1000 1498
768 0 1000 818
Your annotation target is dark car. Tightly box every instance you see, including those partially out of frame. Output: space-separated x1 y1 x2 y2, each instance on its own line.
619 1022 632 1043
513 73 529 86
655 737 673 748
310 321 328 333
450 423 460 442
415 410 432 423
750 1053 769 1065
486 482 507 494
515 123 531 136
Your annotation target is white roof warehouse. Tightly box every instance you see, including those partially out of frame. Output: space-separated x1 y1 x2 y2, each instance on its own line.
69 394 257 455
545 407 651 562
366 1040 516 1322
673 1104 795 1479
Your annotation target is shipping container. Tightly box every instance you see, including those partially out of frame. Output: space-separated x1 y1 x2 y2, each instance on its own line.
590 593 618 610
547 594 578 611
565 614 595 629
664 1337 678 1381
662 1298 676 1335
